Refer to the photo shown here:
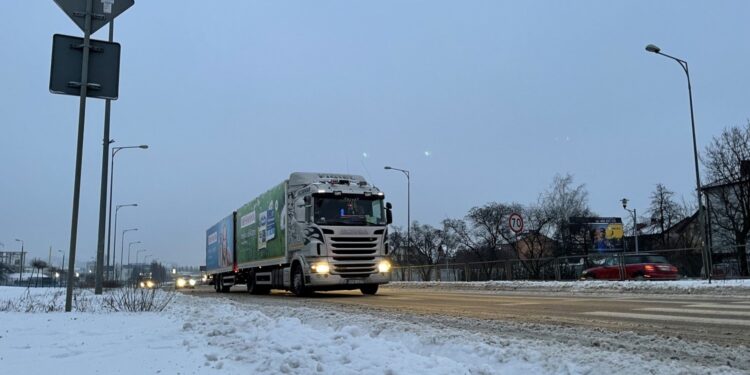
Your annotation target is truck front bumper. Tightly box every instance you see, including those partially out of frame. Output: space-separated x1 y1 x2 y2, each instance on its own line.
307 272 390 289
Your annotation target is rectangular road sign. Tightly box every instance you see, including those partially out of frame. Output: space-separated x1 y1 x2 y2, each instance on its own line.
54 0 135 34
50 34 121 100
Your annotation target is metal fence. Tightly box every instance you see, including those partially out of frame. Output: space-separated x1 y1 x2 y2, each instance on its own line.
389 247 747 282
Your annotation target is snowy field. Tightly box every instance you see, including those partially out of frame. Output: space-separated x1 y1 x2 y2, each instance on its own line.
387 279 750 295
0 286 746 374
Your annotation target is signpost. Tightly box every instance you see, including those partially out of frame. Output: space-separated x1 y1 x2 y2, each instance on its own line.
51 0 134 311
509 213 524 234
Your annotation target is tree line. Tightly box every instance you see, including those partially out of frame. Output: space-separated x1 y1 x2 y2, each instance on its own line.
388 121 750 278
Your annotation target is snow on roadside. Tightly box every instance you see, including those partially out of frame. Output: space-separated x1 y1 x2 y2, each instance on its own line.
0 286 743 374
386 279 750 295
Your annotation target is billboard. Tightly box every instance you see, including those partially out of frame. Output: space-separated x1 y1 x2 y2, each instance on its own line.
570 217 624 252
206 213 234 272
236 182 287 265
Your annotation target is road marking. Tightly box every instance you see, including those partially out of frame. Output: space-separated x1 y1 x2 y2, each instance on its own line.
582 311 750 326
639 307 750 317
684 304 750 310
730 301 750 305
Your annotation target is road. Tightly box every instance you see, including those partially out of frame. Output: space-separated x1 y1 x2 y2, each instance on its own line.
185 285 750 347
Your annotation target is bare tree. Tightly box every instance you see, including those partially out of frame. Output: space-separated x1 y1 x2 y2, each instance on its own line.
407 222 457 281
501 205 556 279
539 174 593 254
30 259 48 287
646 183 684 249
444 202 521 280
703 122 750 276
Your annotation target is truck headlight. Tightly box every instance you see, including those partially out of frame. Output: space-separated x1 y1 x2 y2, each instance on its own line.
139 282 145 288
177 278 186 287
311 262 330 274
188 279 196 286
146 281 155 288
378 260 391 273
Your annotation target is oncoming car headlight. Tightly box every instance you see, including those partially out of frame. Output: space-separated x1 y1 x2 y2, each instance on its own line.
378 260 391 273
188 279 196 286
139 281 145 288
146 280 155 288
311 262 330 274
176 278 186 287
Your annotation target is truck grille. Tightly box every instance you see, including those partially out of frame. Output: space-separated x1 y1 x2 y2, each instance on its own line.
328 235 379 277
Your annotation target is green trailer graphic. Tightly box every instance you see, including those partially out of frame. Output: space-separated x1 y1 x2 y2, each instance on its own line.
235 182 286 265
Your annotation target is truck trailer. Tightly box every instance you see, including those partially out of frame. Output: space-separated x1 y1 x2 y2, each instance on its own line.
206 172 393 296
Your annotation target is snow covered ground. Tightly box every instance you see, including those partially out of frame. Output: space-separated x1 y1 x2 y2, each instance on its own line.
387 279 750 295
0 286 745 374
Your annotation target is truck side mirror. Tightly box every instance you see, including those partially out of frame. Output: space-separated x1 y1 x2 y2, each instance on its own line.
386 202 392 210
385 202 393 224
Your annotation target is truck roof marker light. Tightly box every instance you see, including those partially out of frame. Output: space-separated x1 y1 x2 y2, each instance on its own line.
317 189 326 193
377 192 384 196
364 192 372 197
334 191 342 196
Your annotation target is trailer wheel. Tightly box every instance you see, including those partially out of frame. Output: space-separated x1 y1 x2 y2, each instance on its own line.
214 276 221 293
360 285 379 295
291 265 309 297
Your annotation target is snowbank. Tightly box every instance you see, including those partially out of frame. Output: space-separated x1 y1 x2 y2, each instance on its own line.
386 279 750 295
0 286 743 374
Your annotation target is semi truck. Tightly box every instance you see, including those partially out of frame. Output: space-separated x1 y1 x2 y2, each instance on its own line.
205 172 393 296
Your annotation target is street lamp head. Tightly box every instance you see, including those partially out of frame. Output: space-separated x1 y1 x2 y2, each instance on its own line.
621 198 629 209
384 166 392 170
139 145 149 149
645 44 661 53
15 238 22 242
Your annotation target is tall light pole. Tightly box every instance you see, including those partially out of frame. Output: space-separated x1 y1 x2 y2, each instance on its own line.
621 198 639 254
136 249 147 265
127 241 141 282
645 44 709 281
110 203 137 280
384 166 410 272
14 239 24 284
105 144 147 281
119 228 138 281
127 240 141 271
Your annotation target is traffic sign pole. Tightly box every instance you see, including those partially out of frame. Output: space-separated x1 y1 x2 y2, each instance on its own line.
94 19 114 295
65 0 93 312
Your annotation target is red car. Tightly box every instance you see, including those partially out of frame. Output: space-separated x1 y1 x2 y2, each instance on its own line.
581 254 679 280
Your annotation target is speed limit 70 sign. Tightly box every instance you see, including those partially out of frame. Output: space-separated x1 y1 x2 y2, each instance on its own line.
509 213 524 233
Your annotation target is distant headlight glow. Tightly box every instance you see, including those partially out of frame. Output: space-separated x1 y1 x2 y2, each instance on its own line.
146 280 155 288
188 279 196 286
176 278 186 287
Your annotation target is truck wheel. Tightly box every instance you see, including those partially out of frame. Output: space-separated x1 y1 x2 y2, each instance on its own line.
291 265 309 297
214 277 221 293
360 285 379 295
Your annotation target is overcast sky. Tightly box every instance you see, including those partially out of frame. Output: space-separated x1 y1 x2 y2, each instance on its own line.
2 1 749 267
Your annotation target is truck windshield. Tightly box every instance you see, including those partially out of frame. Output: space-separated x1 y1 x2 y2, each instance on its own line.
314 195 385 226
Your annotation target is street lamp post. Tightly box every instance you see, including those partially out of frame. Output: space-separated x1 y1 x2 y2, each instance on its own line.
384 166 410 278
136 249 147 265
14 239 24 285
126 241 141 282
645 44 710 282
621 198 639 254
57 249 65 287
110 203 137 280
105 144 147 282
120 228 138 281
128 241 142 267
